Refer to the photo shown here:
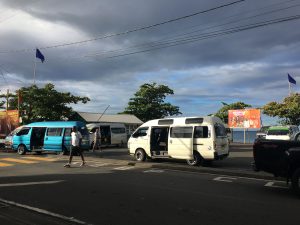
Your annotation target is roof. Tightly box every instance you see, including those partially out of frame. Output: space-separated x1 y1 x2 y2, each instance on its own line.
27 121 85 127
77 112 143 125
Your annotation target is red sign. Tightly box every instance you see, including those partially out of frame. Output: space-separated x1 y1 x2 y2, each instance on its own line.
228 109 261 128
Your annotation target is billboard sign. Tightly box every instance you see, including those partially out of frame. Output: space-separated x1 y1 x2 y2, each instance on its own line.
0 110 19 137
228 109 261 129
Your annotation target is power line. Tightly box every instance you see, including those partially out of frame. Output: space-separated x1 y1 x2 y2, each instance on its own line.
0 0 246 54
85 14 300 60
82 1 300 59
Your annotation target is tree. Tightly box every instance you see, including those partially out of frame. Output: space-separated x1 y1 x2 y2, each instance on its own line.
8 83 90 124
263 93 300 125
121 83 181 122
214 102 252 124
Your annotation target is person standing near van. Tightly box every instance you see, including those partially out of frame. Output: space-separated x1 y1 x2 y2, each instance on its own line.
92 128 101 152
64 126 85 168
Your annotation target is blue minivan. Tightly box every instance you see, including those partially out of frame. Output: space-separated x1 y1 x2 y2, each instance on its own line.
12 121 90 155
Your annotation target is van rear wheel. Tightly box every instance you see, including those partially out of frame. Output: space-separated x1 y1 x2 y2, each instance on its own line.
135 149 146 162
17 145 26 155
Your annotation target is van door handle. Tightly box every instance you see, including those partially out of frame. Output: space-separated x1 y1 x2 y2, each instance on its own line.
170 140 172 144
45 137 48 140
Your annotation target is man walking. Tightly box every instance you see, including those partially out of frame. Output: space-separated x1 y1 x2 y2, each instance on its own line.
92 128 101 152
64 126 85 168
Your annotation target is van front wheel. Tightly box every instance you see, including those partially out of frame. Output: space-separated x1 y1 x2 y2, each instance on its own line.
17 145 26 155
135 149 146 162
187 153 201 166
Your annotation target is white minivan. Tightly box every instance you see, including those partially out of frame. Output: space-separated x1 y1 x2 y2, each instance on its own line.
87 123 127 148
128 116 229 166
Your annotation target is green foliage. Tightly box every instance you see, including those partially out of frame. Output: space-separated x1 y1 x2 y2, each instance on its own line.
215 101 252 123
8 83 90 124
263 93 300 125
121 82 182 122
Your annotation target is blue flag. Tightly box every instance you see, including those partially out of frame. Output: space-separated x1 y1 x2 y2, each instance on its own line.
36 48 45 63
288 73 296 85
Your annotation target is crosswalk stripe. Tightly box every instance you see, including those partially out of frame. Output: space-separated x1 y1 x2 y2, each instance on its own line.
0 162 14 167
21 156 57 162
114 166 134 171
1 158 38 164
88 163 111 167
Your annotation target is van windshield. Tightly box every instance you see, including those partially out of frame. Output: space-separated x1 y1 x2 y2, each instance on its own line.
79 127 89 135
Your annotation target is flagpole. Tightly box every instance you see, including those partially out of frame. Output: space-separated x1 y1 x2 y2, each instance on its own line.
33 55 37 85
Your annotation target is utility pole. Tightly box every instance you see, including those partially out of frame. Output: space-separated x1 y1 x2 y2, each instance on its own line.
5 89 9 135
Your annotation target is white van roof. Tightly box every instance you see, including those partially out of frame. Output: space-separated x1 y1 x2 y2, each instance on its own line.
141 116 223 127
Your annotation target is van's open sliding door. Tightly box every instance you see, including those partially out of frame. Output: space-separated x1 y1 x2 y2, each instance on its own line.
168 126 193 160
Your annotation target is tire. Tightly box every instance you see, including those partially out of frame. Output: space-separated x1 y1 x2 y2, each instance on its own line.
35 151 42 155
186 152 201 166
135 149 146 162
17 145 26 155
291 168 300 196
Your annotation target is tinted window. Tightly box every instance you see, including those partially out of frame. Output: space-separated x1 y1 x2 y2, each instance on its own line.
17 127 30 136
47 128 63 136
194 126 209 138
185 118 203 124
79 127 89 135
111 128 126 134
214 124 226 137
170 127 193 138
64 128 72 136
268 130 289 135
132 127 148 138
158 119 174 125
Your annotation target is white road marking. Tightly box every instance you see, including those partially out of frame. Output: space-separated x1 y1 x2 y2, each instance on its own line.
88 163 111 167
213 176 237 182
264 181 288 189
143 169 164 173
0 180 64 187
0 198 88 225
114 166 134 171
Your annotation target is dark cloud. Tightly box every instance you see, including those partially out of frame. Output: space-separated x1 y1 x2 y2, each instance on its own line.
1 0 300 117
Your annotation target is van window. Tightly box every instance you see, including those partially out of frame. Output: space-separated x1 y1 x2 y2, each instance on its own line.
170 127 193 138
185 118 203 124
158 119 174 125
268 130 289 135
111 128 126 134
194 126 209 138
16 127 30 136
64 128 72 136
214 124 226 137
47 128 63 136
79 127 89 135
132 127 148 138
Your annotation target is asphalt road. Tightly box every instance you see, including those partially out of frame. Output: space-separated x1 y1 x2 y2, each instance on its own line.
1 143 298 225
0 166 299 225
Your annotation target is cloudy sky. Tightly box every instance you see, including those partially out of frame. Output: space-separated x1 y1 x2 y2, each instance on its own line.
0 0 300 124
